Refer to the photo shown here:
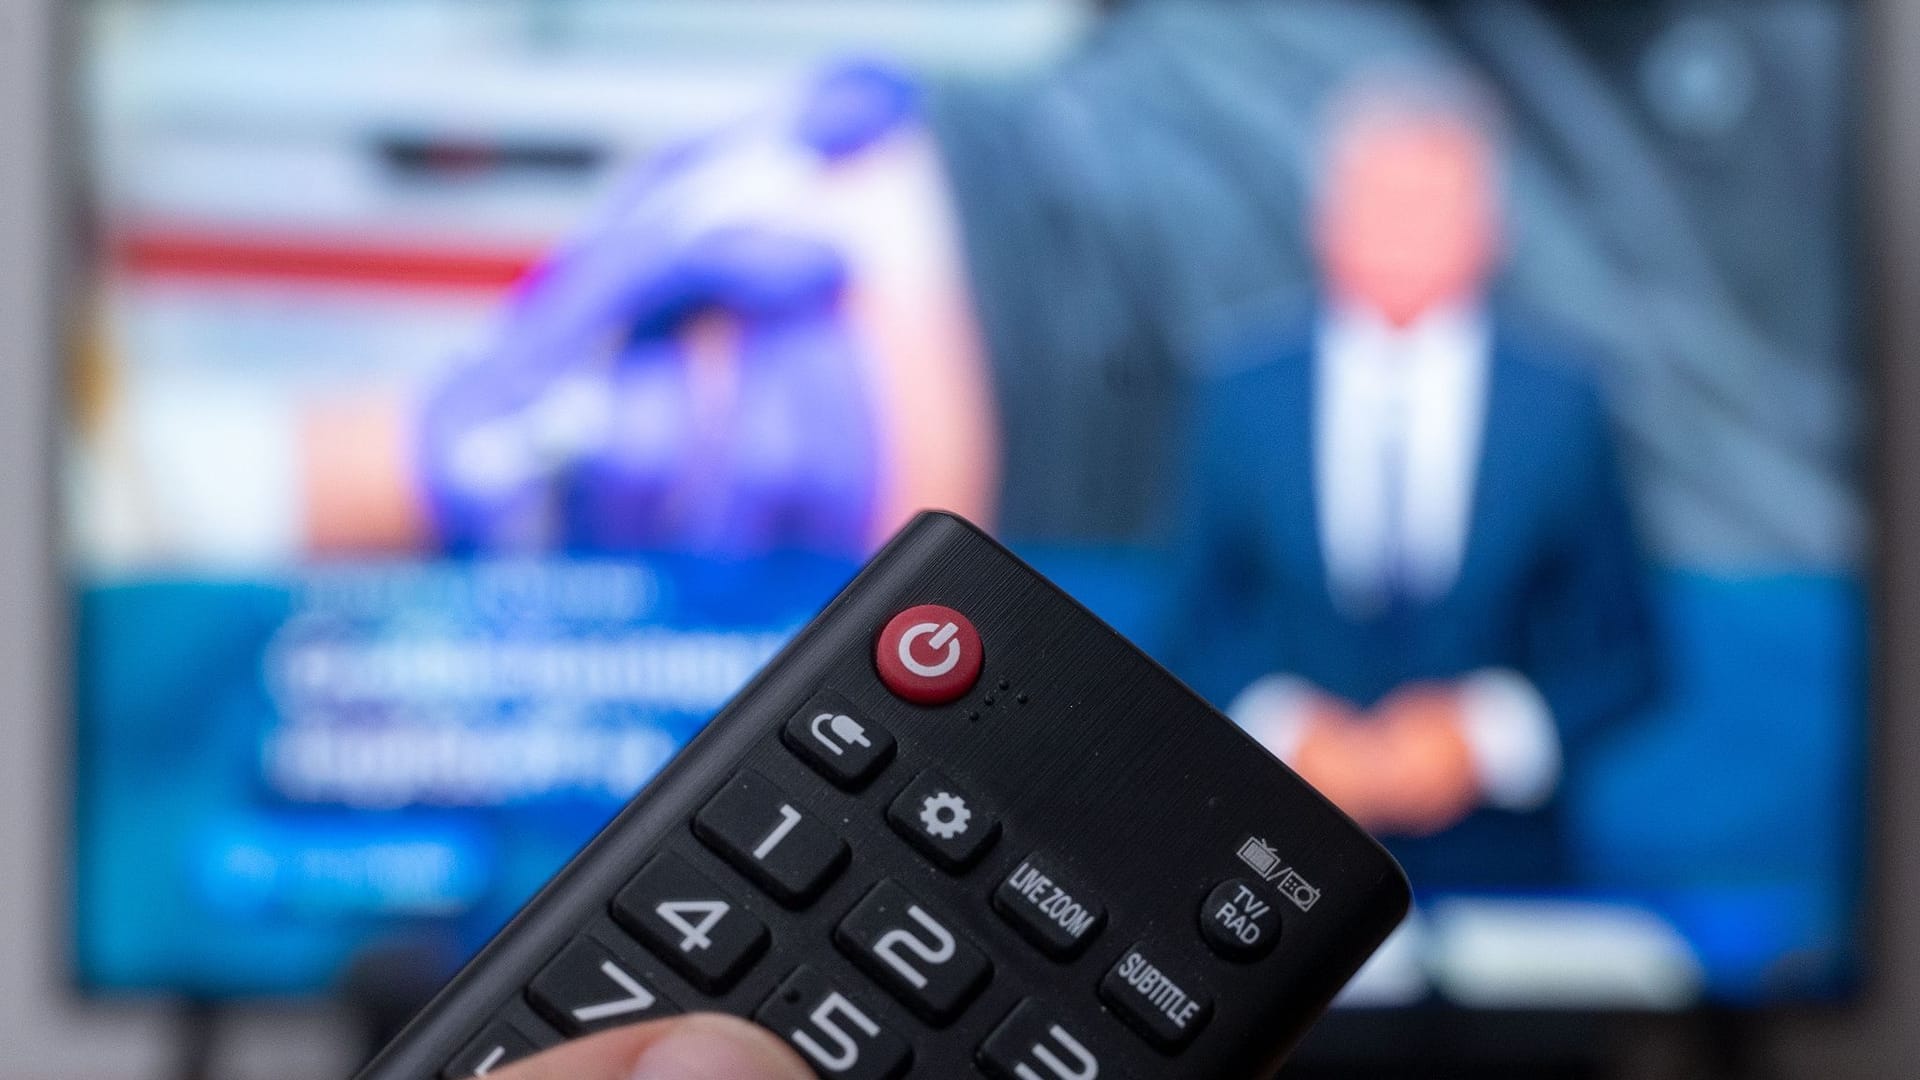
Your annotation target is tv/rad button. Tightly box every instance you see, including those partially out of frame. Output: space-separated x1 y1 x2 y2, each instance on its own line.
1198 878 1282 961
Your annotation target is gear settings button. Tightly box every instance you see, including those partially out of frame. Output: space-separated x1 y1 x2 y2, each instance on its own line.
886 768 999 873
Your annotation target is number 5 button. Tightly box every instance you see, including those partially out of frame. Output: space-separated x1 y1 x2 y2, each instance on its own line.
613 851 769 992
757 965 911 1080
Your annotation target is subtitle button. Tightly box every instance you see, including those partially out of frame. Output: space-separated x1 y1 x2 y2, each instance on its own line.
1099 944 1213 1053
1199 878 1282 961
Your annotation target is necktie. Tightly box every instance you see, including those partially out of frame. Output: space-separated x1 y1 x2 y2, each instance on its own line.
1377 360 1413 616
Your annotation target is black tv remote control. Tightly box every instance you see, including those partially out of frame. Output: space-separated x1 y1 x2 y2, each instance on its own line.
355 512 1409 1080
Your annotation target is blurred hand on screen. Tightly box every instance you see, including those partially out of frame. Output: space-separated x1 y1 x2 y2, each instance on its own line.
1243 679 1481 837
1288 696 1386 826
416 62 997 557
1367 685 1482 837
418 64 896 556
485 1014 809 1080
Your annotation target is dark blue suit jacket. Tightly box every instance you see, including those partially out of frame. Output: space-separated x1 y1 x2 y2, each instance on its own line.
1164 309 1660 890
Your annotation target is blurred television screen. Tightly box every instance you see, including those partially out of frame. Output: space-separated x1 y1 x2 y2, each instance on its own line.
70 0 1865 1012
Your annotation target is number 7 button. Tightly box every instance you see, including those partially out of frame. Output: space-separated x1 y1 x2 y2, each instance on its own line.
614 851 770 992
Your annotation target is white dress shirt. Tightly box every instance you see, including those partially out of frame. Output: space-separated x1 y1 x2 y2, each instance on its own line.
1230 302 1561 813
1316 301 1488 616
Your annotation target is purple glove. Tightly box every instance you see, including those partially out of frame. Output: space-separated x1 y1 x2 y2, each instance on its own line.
558 231 879 556
795 59 922 159
417 62 922 557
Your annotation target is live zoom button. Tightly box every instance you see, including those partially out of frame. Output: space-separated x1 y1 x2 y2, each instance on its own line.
1099 944 1213 1053
992 852 1106 960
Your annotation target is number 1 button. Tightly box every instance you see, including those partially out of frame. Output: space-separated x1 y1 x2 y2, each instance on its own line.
694 770 849 907
613 851 768 993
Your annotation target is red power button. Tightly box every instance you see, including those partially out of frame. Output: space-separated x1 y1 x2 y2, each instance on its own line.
875 604 983 705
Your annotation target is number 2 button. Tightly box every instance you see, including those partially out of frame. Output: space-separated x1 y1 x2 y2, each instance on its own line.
614 851 769 993
695 770 849 907
836 880 991 1024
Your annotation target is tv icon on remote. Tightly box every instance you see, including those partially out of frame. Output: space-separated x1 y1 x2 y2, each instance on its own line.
1237 836 1282 879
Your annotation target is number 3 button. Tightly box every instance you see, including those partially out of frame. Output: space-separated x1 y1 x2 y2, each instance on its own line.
613 851 769 992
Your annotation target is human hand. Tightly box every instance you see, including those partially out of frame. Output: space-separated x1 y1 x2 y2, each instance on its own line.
1286 694 1389 826
1365 684 1483 837
484 1014 810 1080
416 64 922 557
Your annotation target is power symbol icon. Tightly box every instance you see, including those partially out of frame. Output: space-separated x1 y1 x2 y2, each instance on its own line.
876 605 983 705
898 621 962 678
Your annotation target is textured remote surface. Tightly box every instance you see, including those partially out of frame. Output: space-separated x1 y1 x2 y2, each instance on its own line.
355 512 1409 1080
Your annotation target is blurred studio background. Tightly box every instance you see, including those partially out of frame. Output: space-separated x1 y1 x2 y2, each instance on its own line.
3 0 1919 1076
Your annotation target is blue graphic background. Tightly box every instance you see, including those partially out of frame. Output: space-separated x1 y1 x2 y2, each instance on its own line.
74 553 1864 1002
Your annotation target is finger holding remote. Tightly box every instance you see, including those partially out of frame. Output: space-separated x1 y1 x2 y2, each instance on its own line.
483 1014 809 1080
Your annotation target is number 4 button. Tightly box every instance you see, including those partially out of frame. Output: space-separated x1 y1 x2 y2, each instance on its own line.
613 851 770 992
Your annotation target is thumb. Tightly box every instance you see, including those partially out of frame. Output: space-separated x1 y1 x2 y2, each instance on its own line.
486 1013 813 1080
